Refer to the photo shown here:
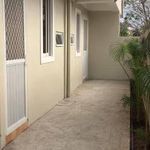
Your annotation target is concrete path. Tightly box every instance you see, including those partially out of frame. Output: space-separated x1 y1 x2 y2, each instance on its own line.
4 80 130 150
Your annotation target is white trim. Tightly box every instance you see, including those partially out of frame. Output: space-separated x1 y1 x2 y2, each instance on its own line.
2 0 8 146
83 17 89 51
56 31 64 47
6 117 27 135
23 0 28 121
77 0 112 4
75 8 81 57
6 59 25 65
41 56 55 64
40 0 55 64
70 33 75 46
82 16 89 80
3 0 28 139
3 0 8 137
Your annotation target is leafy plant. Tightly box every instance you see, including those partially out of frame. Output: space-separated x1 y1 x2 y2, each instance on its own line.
114 0 150 148
120 21 130 36
111 38 145 79
121 95 131 107
135 128 150 144
137 67 150 95
135 128 147 141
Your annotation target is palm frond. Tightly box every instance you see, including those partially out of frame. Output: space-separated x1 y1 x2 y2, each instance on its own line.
137 67 150 94
111 41 129 62
121 95 131 108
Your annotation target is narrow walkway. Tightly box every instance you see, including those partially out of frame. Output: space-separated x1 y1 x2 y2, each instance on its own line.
5 80 130 150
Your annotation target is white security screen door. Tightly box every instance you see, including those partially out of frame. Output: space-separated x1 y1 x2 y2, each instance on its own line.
4 0 27 134
83 19 88 79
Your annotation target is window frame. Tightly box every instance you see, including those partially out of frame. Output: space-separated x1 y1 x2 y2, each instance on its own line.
75 9 81 57
56 31 64 47
70 33 75 46
83 18 88 51
41 0 55 64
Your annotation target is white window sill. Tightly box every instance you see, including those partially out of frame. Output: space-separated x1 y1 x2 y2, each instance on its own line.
56 44 64 47
41 56 55 64
76 52 81 57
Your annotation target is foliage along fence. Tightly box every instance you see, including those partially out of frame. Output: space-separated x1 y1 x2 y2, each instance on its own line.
112 33 150 127
142 29 150 126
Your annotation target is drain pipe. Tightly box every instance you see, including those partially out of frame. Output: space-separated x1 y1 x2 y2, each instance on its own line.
64 0 71 98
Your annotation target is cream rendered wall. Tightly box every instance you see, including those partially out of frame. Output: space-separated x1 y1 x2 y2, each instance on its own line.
88 11 128 80
70 2 88 93
25 0 65 124
0 0 6 148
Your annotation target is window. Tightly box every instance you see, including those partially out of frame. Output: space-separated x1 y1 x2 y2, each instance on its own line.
76 10 81 56
83 19 88 51
41 0 54 64
70 34 75 46
56 32 64 47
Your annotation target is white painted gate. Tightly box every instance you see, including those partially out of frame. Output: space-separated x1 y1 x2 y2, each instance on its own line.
83 19 88 79
4 0 27 134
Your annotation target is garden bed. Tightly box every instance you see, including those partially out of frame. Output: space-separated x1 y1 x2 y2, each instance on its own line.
130 80 150 150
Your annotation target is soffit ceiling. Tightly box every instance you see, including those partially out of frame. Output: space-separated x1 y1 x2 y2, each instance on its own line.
76 0 119 12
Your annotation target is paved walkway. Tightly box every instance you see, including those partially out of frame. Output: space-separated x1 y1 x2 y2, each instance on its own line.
4 80 130 150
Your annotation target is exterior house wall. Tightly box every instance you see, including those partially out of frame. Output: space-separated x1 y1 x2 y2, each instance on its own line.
70 2 88 93
0 0 6 148
25 0 65 124
88 11 128 80
0 0 124 148
0 0 87 147
25 0 88 123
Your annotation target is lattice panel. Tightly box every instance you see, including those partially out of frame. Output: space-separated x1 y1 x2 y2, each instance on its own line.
5 0 25 60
